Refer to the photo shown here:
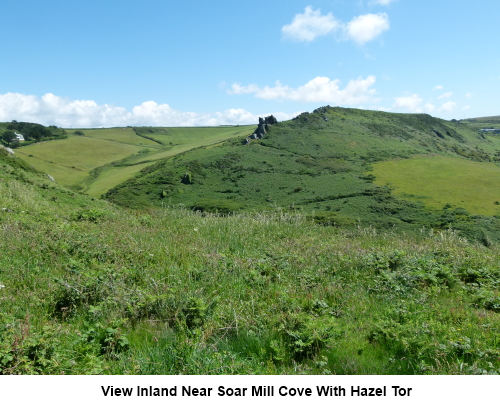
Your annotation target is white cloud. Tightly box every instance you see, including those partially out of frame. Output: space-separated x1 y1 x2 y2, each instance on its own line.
0 92 297 127
424 103 436 113
393 93 461 116
282 7 389 45
344 13 390 45
465 92 473 98
439 101 456 113
228 76 378 105
281 6 340 42
433 85 444 91
393 94 423 112
438 92 453 99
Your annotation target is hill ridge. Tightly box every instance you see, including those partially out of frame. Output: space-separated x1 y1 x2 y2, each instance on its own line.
103 106 500 243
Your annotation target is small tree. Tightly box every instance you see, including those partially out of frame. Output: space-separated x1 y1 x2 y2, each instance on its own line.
1 130 16 145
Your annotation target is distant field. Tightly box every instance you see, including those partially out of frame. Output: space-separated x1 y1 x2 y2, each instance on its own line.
462 116 500 131
14 125 256 194
84 128 255 197
16 136 143 186
372 155 500 216
142 126 254 144
77 127 159 147
85 161 156 197
465 115 500 122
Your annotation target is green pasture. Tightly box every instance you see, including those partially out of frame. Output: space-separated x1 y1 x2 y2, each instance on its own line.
16 136 142 186
372 155 500 216
77 127 159 147
82 126 255 195
14 126 256 192
139 125 255 145
462 115 500 131
11 155 90 185
85 161 157 197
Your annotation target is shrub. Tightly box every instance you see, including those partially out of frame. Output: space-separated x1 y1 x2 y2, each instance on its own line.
181 172 193 184
191 199 243 214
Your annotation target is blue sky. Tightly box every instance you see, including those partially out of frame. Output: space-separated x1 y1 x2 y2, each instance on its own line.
0 0 499 127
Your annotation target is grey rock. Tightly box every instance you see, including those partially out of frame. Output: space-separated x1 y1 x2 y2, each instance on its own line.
246 115 278 144
0 145 15 155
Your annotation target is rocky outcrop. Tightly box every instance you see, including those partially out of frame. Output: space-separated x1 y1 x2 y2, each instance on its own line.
245 115 278 144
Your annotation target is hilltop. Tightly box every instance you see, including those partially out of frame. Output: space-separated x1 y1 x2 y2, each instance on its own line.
105 107 500 243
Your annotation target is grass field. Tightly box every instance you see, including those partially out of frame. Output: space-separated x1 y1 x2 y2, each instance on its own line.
462 116 500 131
76 127 159 147
372 155 500 216
3 147 500 375
135 126 254 145
85 161 157 197
15 136 143 186
14 126 255 194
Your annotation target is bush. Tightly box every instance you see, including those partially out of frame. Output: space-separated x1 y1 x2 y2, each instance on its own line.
191 199 243 214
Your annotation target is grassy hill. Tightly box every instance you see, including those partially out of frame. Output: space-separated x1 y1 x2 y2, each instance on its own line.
462 115 500 131
11 125 255 196
3 145 500 375
104 107 500 243
465 115 500 122
373 155 500 216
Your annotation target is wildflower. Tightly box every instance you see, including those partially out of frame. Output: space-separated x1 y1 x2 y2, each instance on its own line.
194 228 199 232
0 284 5 289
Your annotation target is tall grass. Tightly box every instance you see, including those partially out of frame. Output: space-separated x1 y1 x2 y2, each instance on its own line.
2 147 500 375
2 200 500 375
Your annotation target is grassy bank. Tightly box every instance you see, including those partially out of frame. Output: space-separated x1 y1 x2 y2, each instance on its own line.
2 148 500 375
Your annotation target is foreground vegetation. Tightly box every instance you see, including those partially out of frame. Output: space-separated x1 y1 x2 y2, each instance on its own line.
2 147 500 375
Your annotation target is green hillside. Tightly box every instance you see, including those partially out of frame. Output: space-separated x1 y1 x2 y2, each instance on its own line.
373 155 500 216
3 145 500 375
16 135 144 186
105 107 500 243
9 125 255 195
462 115 500 131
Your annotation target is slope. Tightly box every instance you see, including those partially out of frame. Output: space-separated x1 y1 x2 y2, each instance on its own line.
104 107 500 242
4 137 500 376
12 125 255 195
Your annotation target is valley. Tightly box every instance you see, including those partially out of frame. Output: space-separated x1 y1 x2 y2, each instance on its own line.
2 108 500 375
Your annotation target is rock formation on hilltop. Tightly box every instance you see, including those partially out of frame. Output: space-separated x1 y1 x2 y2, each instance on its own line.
244 115 278 144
